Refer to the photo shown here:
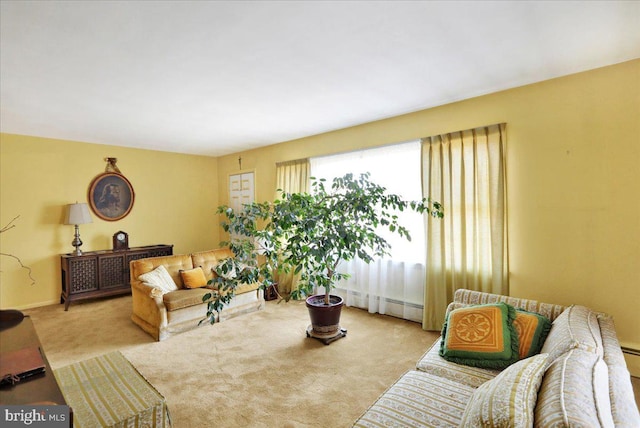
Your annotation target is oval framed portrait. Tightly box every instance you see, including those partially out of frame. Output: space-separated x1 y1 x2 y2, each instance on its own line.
88 173 135 221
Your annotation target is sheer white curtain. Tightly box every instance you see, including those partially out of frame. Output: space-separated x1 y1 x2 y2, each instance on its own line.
422 123 508 330
311 141 425 322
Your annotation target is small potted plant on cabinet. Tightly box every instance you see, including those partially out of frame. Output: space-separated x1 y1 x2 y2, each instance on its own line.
203 172 443 344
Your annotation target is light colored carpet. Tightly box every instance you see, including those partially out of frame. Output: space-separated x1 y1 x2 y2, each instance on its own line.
26 296 440 427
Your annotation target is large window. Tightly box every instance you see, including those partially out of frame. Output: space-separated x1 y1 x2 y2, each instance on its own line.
310 141 425 321
306 123 507 326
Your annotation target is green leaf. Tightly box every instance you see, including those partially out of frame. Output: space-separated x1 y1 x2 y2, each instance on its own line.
212 172 442 313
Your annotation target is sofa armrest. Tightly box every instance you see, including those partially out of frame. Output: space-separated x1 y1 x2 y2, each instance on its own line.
131 280 163 303
131 280 168 332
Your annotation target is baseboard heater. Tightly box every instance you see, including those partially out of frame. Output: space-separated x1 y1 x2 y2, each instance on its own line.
336 288 424 310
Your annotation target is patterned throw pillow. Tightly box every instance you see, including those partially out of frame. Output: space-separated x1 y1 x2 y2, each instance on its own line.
514 309 552 359
137 265 178 294
459 353 549 427
440 302 519 369
179 267 207 289
213 259 238 279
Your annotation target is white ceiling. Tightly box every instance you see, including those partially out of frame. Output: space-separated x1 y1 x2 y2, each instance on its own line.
2 1 639 157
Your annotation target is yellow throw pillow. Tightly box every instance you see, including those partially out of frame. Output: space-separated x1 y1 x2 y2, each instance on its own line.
179 267 207 289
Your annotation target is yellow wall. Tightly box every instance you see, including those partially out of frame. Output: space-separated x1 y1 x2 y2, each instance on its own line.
217 59 640 371
2 60 638 373
0 134 219 309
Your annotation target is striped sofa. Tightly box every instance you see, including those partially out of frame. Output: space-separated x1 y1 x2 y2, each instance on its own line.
354 289 640 427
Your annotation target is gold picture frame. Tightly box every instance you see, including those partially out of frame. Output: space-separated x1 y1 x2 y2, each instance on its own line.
88 172 135 221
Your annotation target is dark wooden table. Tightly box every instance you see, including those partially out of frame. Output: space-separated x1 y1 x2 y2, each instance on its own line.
0 314 66 405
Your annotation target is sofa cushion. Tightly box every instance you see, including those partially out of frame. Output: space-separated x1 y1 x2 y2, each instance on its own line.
163 288 211 312
179 267 207 289
440 302 519 369
191 249 259 295
207 281 260 295
138 265 178 295
453 289 566 321
534 349 615 428
416 339 499 388
191 248 234 281
353 370 473 428
540 305 604 362
459 353 548 427
131 254 193 289
234 282 260 295
513 309 551 359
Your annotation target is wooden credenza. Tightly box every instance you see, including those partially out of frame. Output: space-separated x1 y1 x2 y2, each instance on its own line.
60 244 173 310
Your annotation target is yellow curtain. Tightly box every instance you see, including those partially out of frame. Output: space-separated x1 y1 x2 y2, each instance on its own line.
421 123 508 330
274 159 310 294
275 159 310 198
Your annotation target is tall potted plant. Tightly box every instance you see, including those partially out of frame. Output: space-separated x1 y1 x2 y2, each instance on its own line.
203 172 443 343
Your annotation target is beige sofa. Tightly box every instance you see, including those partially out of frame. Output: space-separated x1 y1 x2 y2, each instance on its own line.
354 289 640 427
130 248 264 341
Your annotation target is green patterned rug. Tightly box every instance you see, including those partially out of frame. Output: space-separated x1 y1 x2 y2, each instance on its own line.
54 351 171 427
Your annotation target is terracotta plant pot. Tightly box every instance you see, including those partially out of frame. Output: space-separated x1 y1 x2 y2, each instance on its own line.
305 295 347 344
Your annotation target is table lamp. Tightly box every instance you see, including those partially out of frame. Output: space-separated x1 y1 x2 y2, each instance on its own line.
64 203 93 255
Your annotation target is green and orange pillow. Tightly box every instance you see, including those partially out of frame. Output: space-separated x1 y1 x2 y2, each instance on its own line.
440 302 551 369
513 309 552 359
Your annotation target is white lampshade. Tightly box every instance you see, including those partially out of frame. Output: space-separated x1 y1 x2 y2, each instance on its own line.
65 203 93 225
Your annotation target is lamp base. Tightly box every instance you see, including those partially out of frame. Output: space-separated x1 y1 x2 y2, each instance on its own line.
71 225 83 255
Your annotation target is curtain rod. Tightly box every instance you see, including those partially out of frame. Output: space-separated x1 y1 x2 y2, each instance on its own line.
275 158 309 167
